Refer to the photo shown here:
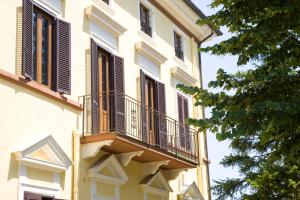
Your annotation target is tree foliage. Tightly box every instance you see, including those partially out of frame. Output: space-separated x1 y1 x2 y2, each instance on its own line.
178 0 300 199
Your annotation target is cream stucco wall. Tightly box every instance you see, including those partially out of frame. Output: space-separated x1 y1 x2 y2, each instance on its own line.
0 0 210 199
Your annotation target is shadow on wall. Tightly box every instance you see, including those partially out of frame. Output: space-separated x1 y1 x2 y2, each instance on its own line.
7 154 18 181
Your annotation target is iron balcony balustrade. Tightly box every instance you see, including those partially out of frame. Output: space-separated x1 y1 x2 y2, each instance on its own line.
80 92 199 167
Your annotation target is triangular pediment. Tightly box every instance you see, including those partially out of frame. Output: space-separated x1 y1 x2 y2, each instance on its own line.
14 135 72 172
140 171 173 196
88 154 128 185
182 182 204 200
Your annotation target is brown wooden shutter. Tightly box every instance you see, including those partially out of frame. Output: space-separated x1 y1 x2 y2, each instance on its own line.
183 98 190 151
22 0 33 79
177 95 185 148
91 39 99 134
109 55 125 134
156 81 167 149
140 70 147 142
53 18 71 94
24 192 42 200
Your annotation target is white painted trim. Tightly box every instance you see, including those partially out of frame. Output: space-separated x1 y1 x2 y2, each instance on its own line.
115 151 144 166
171 66 197 86
14 135 72 172
92 0 115 16
18 165 61 200
91 32 118 54
139 0 157 40
85 5 127 36
173 25 187 62
143 160 169 176
135 41 167 65
82 140 113 159
33 0 62 17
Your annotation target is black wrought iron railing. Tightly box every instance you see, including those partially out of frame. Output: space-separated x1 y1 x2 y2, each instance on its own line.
79 93 199 163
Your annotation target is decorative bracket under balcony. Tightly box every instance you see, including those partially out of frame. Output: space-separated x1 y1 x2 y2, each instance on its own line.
82 140 113 159
171 66 197 86
116 151 144 167
143 160 170 176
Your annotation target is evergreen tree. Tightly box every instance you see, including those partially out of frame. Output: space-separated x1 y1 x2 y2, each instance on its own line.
178 0 300 199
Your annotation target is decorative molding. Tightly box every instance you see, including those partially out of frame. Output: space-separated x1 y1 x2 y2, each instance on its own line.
33 0 62 16
143 160 170 176
0 69 82 110
140 171 173 196
179 182 204 200
81 140 113 159
14 135 72 173
115 151 144 166
171 66 197 86
135 41 167 65
88 155 128 186
85 5 127 36
92 0 115 16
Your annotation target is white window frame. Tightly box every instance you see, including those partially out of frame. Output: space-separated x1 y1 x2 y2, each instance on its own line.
173 26 187 63
138 0 156 40
18 165 61 200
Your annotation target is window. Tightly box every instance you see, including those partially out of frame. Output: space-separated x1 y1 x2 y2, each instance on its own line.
174 32 184 60
24 192 60 200
23 0 71 94
140 4 152 37
32 8 53 88
102 0 109 4
177 94 190 150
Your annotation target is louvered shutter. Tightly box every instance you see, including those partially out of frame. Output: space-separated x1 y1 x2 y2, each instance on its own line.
91 39 99 134
24 192 42 200
53 18 71 94
22 0 33 79
140 70 147 142
109 55 125 134
183 98 190 151
177 95 185 148
156 82 167 149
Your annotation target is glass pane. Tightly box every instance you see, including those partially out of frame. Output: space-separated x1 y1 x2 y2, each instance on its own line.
32 12 37 80
102 55 107 110
41 16 48 85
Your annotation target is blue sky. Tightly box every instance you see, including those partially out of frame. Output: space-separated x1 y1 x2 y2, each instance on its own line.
191 0 239 198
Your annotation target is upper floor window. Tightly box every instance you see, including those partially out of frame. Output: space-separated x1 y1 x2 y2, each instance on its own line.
23 0 71 94
140 4 152 37
174 32 184 61
32 8 53 88
102 0 109 4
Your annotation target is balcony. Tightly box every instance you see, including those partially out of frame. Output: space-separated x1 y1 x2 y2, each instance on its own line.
80 93 199 169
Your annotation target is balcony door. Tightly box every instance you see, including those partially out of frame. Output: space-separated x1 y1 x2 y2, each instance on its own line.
177 94 190 150
91 39 125 135
98 49 110 133
145 76 157 145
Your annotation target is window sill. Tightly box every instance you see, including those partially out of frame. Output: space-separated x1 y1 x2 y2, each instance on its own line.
173 55 188 70
138 30 156 47
92 0 115 16
0 69 82 111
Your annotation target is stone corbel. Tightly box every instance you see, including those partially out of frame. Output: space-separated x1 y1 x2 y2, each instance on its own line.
115 151 144 167
81 140 113 159
143 160 170 176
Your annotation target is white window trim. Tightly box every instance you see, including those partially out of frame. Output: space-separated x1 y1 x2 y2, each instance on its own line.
33 0 62 17
92 0 115 16
88 155 128 200
18 165 61 200
139 0 156 41
173 25 187 62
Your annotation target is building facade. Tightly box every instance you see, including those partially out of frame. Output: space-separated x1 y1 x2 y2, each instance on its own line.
0 0 219 199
